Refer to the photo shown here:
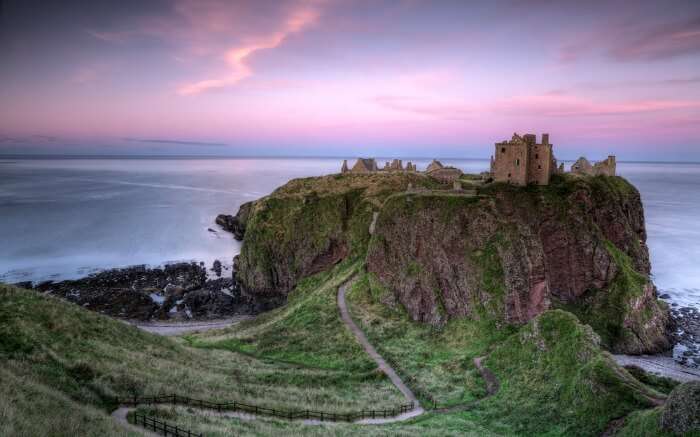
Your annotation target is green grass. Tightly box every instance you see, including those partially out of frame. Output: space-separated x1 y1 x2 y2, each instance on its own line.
469 236 507 319
346 272 513 407
1 266 677 437
0 280 405 425
237 172 451 297
189 261 383 373
617 407 700 437
479 310 664 436
560 240 668 353
623 365 679 395
344 272 668 436
0 367 138 437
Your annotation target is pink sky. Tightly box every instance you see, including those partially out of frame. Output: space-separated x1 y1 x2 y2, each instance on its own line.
1 0 699 159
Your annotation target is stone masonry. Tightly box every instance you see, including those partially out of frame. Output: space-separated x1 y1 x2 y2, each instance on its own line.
491 133 557 186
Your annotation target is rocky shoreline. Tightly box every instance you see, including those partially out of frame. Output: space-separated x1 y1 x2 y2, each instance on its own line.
16 257 699 369
16 260 246 321
670 304 700 368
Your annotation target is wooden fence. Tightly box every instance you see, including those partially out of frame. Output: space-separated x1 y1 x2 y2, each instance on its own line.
132 413 202 437
116 394 415 423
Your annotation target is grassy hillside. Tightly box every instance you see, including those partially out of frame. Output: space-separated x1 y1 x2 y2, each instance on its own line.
189 261 377 372
0 281 405 436
0 263 679 436
185 266 670 436
345 272 666 436
1 367 138 437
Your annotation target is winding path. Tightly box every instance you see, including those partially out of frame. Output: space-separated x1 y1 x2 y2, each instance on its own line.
613 354 700 383
111 407 160 437
112 279 503 435
128 316 252 336
337 281 425 423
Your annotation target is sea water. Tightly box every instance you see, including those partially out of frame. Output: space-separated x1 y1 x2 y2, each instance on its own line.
0 157 698 312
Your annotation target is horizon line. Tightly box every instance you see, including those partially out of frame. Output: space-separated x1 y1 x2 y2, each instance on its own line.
2 153 700 165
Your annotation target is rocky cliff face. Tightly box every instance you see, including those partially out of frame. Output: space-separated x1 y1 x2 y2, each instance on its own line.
233 172 671 354
233 172 441 312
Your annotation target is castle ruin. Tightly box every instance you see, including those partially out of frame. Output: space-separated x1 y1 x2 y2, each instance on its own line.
348 158 379 173
490 133 557 186
571 156 616 177
341 157 462 182
339 133 615 186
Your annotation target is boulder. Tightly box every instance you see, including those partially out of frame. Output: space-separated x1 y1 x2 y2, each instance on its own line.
660 381 700 435
183 289 236 319
216 201 252 240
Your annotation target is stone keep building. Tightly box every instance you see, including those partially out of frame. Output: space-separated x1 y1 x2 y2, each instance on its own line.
491 133 557 186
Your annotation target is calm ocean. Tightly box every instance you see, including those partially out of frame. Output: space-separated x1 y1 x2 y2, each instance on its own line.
1 157 699 311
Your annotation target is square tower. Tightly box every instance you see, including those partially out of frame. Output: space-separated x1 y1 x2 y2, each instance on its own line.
491 133 556 186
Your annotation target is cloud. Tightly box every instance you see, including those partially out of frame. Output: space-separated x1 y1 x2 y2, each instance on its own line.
660 76 700 85
493 94 700 117
0 135 58 144
124 138 229 147
86 29 134 44
372 95 475 120
177 2 321 95
373 92 700 120
611 16 700 61
574 76 700 90
560 15 700 64
84 0 323 95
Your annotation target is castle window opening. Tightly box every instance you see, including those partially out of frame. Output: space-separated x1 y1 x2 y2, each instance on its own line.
538 165 542 169
535 154 539 159
501 147 506 153
516 159 520 166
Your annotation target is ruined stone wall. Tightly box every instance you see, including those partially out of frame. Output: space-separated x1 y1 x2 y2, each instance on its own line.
571 156 616 177
351 158 378 173
526 143 554 185
594 156 616 176
427 167 463 183
390 159 404 171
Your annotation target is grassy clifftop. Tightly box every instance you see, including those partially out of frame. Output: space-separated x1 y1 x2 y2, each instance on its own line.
235 172 444 310
234 170 669 354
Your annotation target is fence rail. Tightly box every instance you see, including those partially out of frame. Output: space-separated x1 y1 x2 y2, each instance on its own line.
132 413 202 437
116 394 415 423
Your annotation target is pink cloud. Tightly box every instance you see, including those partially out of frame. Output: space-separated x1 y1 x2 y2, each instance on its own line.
560 15 700 63
372 95 476 120
85 0 323 95
493 94 700 117
177 2 321 95
373 92 700 120
611 16 700 61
